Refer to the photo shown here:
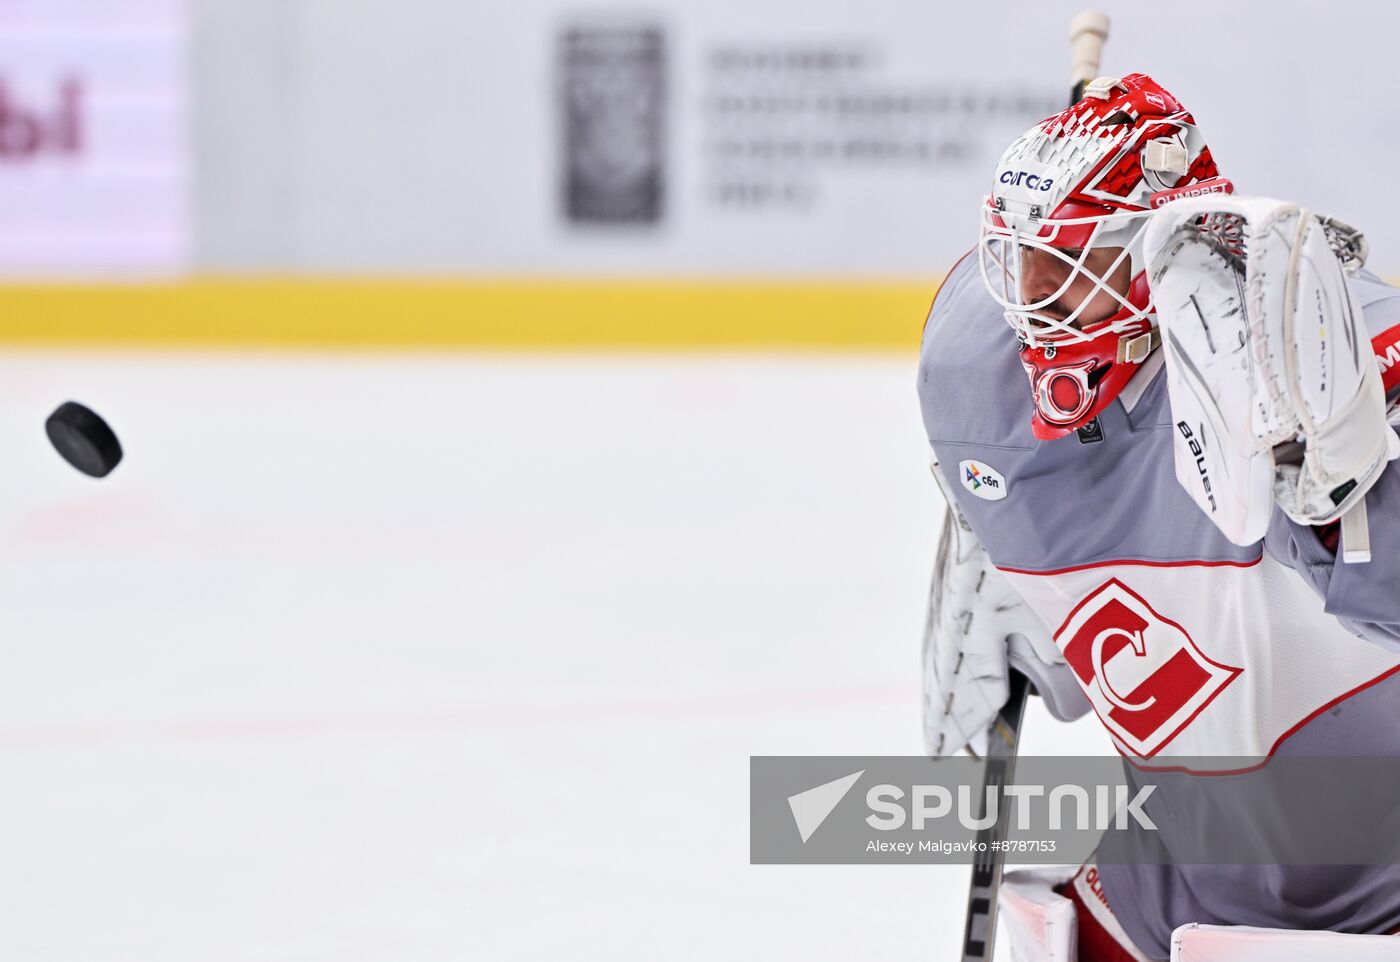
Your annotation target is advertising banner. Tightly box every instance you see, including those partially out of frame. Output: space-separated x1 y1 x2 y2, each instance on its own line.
0 0 187 276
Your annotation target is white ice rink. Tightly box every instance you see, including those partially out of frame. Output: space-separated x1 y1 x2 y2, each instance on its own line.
0 353 1109 961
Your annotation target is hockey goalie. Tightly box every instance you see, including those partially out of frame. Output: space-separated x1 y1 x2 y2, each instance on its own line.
918 74 1400 961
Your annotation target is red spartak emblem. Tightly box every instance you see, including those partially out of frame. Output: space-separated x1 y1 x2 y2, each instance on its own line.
1059 579 1242 757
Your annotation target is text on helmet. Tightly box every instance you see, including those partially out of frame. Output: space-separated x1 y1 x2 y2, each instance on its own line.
998 170 1055 192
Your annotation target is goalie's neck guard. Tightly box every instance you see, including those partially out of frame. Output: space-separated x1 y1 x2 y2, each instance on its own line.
977 72 1225 440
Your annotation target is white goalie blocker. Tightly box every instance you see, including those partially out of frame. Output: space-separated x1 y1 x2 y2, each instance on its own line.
1142 195 1400 563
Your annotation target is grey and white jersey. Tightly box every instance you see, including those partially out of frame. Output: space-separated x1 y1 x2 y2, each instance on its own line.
917 252 1400 959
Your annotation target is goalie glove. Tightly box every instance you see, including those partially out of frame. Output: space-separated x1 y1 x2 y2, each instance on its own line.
1142 195 1400 562
922 460 1088 757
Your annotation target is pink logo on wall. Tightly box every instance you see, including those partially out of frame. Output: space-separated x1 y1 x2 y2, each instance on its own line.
0 0 186 275
0 78 82 160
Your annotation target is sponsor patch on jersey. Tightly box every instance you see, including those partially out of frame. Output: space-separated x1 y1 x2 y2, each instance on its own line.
959 459 1007 501
1374 324 1400 395
1076 418 1105 444
1058 579 1242 758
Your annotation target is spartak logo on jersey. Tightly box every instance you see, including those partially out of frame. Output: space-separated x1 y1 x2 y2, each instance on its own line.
1058 579 1242 757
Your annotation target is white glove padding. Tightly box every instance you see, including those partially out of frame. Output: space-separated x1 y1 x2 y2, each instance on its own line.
1143 195 1400 555
922 464 1089 757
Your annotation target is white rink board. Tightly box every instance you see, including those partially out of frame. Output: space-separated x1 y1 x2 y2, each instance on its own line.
194 0 1400 276
0 353 1111 960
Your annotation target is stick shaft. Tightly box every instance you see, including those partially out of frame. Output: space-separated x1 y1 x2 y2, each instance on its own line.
1068 10 1110 105
958 672 1031 962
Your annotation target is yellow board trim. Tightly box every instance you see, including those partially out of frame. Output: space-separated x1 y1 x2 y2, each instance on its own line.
0 278 939 350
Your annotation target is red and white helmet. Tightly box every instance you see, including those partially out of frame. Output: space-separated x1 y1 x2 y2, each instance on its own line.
978 73 1230 439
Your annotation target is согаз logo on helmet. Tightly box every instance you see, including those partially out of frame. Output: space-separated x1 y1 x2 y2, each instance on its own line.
998 169 1055 192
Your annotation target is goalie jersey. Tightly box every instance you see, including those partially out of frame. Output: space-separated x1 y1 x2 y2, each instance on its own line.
918 252 1400 957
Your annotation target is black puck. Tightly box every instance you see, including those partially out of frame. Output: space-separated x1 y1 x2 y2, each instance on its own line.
45 401 123 478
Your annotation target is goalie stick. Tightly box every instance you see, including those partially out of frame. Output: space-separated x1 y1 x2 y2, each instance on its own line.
958 669 1030 962
953 12 1108 961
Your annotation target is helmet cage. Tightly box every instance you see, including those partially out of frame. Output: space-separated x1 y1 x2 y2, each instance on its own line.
978 199 1154 349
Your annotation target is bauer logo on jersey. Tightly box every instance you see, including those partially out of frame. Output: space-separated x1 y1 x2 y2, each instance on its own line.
958 459 1007 501
1058 579 1242 758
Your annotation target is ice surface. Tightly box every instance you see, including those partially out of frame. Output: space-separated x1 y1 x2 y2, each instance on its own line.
0 352 1108 960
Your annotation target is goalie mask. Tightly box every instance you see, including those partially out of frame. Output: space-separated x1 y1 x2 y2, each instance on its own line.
979 73 1228 440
